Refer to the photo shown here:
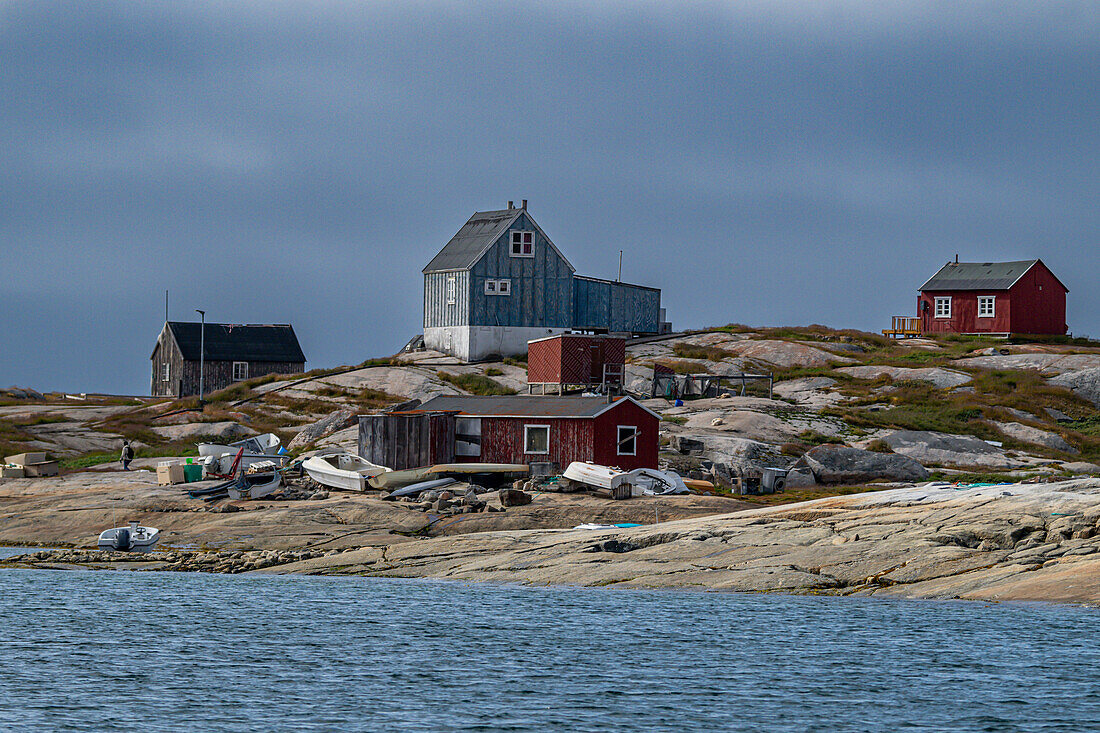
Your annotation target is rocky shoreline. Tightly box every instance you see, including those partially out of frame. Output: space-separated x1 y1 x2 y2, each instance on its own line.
7 477 1100 605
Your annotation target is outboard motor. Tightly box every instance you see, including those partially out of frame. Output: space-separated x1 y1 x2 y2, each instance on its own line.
112 527 132 551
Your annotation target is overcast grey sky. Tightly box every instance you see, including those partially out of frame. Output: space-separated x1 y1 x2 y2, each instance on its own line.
2 1 1097 394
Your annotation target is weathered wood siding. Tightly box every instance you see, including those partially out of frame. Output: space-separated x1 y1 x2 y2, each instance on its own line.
469 212 574 328
1007 262 1067 335
358 413 456 470
471 417 594 469
150 325 185 397
572 277 661 334
423 270 470 329
592 400 659 470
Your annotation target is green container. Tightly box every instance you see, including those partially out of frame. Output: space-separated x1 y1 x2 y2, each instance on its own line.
183 464 204 483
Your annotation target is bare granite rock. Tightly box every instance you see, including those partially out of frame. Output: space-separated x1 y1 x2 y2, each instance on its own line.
881 430 1024 469
794 444 929 484
1049 367 1100 407
287 409 357 451
994 421 1077 454
151 421 257 441
836 365 972 389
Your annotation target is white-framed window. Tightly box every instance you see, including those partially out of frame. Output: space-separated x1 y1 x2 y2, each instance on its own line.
446 276 456 305
934 297 952 318
162 363 170 382
232 361 249 381
524 424 550 454
510 231 534 257
484 278 512 295
977 296 995 318
617 425 638 456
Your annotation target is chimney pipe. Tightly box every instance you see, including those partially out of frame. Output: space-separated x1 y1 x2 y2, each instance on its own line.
521 199 527 210
507 201 513 209
955 253 959 264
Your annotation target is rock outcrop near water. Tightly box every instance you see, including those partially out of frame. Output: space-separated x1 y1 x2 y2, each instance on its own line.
266 479 1100 604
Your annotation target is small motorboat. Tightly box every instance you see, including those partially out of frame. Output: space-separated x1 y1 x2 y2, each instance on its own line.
226 470 281 500
303 452 390 492
562 462 690 499
98 521 160 552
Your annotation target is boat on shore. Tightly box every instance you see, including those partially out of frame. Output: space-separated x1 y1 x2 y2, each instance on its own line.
97 521 160 552
303 452 390 492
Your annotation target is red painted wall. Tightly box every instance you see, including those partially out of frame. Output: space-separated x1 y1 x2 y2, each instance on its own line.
458 400 658 470
1006 262 1067 334
592 399 659 470
918 261 1067 336
527 335 627 385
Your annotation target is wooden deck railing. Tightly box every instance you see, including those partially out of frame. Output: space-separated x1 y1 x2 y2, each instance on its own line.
882 316 922 339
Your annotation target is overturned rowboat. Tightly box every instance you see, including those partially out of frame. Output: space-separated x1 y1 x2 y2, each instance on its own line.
561 462 690 499
302 452 389 492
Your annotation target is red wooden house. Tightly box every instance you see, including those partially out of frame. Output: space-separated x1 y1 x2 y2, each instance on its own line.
527 333 626 394
404 395 660 471
917 259 1068 336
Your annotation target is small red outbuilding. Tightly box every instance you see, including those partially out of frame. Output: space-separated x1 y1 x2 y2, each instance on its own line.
917 259 1068 336
412 394 660 471
526 333 626 394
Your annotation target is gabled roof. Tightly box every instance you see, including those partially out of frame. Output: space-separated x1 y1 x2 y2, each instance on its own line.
411 395 661 420
422 207 575 273
159 322 306 363
919 259 1066 292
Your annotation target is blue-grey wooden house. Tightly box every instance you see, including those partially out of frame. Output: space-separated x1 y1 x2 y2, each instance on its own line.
423 201 666 361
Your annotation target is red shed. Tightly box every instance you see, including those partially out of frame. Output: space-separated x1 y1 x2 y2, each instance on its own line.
527 334 626 394
917 259 1068 336
412 395 660 471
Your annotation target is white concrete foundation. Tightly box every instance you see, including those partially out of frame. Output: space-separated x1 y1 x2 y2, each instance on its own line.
424 326 567 362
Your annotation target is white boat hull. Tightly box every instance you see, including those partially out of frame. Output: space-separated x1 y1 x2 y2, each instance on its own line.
97 524 160 552
303 453 389 492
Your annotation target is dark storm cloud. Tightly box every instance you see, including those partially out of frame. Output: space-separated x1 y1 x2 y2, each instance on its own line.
1 1 1097 392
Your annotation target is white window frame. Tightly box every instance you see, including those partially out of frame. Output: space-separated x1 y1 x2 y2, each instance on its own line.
162 363 170 382
934 296 952 318
977 296 995 318
446 276 456 305
232 361 249 381
616 425 638 456
510 231 535 257
524 424 550 455
484 278 512 296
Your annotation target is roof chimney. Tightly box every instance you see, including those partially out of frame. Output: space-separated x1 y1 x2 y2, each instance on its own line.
507 201 514 209
955 253 959 264
521 199 527 210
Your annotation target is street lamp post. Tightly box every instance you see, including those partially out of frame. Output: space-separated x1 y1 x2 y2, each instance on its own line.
195 309 206 405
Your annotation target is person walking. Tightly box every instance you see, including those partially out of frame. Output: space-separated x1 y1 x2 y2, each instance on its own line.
120 440 134 471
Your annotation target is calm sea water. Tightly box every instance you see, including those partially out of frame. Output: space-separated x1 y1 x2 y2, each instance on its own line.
0 549 1098 732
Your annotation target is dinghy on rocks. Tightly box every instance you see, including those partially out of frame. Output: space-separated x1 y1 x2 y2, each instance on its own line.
303 452 390 492
97 521 160 552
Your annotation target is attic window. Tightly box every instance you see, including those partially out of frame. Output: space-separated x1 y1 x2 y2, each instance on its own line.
978 296 995 318
232 362 249 381
934 297 952 318
510 231 534 257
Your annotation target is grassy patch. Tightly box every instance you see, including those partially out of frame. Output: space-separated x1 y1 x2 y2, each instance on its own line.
484 367 504 377
865 439 893 453
502 357 526 367
59 452 119 470
672 343 733 361
797 430 843 446
437 371 516 396
653 359 710 375
661 414 687 425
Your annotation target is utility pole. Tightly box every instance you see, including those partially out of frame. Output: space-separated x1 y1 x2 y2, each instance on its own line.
195 309 206 406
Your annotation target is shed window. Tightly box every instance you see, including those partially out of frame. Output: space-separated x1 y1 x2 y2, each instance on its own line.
934 297 952 318
978 296 995 318
524 424 550 454
510 231 534 257
617 425 638 456
446 276 456 305
232 362 249 381
162 363 170 382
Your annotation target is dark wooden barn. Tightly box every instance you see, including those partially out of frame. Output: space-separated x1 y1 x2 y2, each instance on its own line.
150 321 306 398
359 395 660 472
526 333 626 394
917 259 1068 336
